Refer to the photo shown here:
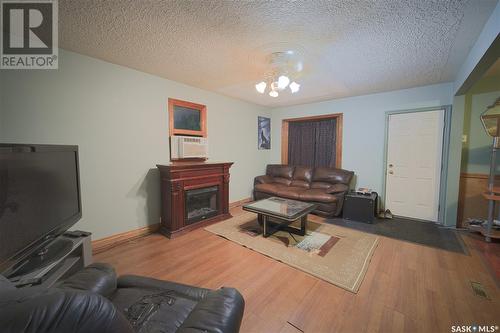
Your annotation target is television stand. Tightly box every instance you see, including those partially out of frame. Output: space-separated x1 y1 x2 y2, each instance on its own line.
8 233 92 288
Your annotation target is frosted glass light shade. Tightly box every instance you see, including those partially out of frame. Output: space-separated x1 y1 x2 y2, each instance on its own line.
277 75 290 89
255 81 266 94
289 81 300 93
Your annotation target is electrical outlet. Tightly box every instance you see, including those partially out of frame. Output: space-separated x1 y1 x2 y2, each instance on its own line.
462 134 467 143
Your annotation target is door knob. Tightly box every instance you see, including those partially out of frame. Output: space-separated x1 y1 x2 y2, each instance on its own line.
389 170 394 175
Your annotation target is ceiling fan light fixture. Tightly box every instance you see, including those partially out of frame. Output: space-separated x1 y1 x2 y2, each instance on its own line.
270 81 279 91
269 90 278 97
255 81 266 94
254 51 303 97
289 81 300 93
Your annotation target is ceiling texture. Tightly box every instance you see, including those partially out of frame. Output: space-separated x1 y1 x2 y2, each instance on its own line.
59 0 498 107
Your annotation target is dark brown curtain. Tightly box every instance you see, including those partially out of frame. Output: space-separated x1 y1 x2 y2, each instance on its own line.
288 118 337 168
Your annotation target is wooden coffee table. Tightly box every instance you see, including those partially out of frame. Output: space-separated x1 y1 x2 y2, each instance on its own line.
243 197 317 238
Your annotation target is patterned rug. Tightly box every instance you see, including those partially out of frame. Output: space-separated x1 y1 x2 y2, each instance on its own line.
206 212 379 293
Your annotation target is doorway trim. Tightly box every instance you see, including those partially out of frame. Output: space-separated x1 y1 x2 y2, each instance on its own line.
281 113 343 168
381 105 452 224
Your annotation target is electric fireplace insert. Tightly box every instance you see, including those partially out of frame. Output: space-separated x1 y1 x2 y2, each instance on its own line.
185 186 219 224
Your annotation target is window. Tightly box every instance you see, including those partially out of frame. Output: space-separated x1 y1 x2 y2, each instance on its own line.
281 114 342 168
168 98 207 137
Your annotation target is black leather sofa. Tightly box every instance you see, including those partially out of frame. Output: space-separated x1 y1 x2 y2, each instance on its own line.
0 263 244 333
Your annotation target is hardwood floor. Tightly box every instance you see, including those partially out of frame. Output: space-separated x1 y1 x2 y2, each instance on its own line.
95 207 499 333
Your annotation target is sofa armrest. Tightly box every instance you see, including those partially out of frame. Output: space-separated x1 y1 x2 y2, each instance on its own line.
254 175 274 186
326 183 349 194
0 274 15 291
117 275 211 301
0 288 133 333
177 287 245 333
56 263 117 297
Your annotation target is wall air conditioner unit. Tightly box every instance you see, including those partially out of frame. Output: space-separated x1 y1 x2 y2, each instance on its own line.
170 135 208 159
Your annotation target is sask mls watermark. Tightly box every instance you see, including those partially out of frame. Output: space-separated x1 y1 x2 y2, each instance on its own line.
1 0 58 69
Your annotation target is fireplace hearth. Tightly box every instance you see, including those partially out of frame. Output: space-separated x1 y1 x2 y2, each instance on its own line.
157 162 233 238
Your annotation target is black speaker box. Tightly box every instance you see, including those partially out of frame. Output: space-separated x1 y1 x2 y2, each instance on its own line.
343 192 378 223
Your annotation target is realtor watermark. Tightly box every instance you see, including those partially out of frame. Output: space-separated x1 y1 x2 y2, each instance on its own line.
451 325 499 333
1 0 58 69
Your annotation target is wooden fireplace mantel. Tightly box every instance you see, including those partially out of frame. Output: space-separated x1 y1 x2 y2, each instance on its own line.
156 161 233 238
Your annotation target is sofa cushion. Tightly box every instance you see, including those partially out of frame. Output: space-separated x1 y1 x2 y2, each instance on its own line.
254 175 274 185
56 263 117 297
113 276 244 333
0 275 14 292
299 189 339 203
312 167 354 185
290 180 310 188
111 286 198 332
274 186 305 200
0 288 134 333
291 166 313 188
310 181 332 189
267 165 294 179
326 183 349 194
265 165 294 186
177 288 245 333
254 183 289 195
274 177 292 186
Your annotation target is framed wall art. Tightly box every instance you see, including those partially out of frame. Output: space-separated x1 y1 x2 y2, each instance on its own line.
258 116 271 150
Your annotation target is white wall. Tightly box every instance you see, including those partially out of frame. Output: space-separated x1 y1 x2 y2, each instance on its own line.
269 83 461 226
0 50 270 240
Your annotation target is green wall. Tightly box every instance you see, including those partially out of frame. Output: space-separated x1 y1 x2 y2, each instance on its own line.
0 49 271 240
461 82 500 175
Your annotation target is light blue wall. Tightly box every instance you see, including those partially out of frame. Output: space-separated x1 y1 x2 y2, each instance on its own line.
0 49 270 240
270 83 454 189
447 96 465 227
454 1 500 93
269 83 461 226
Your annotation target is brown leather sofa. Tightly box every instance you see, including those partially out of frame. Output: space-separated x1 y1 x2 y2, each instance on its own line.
253 164 354 217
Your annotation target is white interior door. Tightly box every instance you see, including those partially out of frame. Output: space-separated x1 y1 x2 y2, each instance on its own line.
385 110 444 222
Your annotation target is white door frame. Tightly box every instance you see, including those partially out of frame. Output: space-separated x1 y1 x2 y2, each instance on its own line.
381 105 452 224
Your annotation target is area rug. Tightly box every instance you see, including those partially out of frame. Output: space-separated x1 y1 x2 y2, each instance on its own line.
205 212 379 293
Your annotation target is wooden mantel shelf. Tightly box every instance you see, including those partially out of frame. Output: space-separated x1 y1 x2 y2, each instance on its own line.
157 161 234 171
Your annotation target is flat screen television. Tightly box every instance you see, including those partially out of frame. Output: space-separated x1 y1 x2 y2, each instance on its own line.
0 144 82 275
